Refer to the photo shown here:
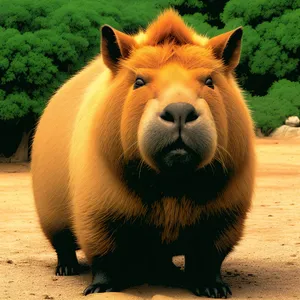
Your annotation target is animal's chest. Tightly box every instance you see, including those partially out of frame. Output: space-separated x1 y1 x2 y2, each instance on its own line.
120 159 233 250
110 197 236 258
147 197 202 243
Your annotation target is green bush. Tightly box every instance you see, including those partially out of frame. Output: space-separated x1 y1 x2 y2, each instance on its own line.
248 80 300 134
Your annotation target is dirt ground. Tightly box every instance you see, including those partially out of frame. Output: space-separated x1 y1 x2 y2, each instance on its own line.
1 138 300 300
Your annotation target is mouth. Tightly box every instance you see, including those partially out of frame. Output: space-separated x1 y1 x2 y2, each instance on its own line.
154 139 201 174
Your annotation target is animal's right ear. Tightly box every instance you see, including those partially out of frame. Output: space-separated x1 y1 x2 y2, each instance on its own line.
101 25 137 74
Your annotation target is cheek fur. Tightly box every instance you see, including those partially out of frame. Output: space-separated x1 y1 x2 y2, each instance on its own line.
191 98 218 168
137 99 161 170
202 86 228 151
121 89 152 160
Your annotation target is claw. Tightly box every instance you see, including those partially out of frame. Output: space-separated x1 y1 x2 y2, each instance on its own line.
195 288 201 296
213 288 218 298
205 287 211 297
192 281 232 298
55 264 79 276
227 286 232 295
83 283 117 296
83 286 93 296
222 286 228 298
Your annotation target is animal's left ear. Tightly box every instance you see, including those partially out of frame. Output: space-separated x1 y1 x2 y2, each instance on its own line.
101 25 137 74
208 27 243 71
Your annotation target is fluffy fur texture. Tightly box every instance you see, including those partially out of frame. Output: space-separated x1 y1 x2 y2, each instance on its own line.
31 9 256 298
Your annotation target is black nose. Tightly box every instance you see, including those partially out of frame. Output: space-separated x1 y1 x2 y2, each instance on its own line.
160 102 199 125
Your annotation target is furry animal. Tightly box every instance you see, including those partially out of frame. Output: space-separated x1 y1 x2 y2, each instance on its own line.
31 9 256 299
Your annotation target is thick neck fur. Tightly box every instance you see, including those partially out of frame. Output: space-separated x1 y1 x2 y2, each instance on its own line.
122 159 234 205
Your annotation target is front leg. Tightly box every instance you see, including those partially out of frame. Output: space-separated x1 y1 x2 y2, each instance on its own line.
84 254 120 295
84 252 141 295
184 205 247 298
185 245 232 299
82 222 150 295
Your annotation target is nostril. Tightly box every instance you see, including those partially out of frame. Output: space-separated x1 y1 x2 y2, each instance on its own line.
186 110 199 123
160 110 175 123
159 103 199 125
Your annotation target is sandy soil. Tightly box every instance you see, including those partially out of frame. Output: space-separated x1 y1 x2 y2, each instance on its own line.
1 138 300 300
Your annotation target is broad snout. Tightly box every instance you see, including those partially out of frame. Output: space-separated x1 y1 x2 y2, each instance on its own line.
159 102 199 128
138 97 218 175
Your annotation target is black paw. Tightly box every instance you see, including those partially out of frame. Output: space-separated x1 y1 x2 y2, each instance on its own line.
55 264 79 276
193 281 232 299
83 283 119 295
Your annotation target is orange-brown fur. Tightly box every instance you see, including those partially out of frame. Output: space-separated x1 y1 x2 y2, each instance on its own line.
32 8 255 271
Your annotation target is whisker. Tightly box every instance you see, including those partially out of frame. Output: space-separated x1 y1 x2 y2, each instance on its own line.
217 144 234 164
138 159 146 179
208 161 216 175
215 147 228 173
118 141 139 161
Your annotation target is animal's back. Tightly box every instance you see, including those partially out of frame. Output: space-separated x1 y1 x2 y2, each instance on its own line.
31 56 106 240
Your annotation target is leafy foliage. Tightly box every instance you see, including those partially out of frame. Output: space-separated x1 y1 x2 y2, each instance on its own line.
222 0 300 94
248 80 300 134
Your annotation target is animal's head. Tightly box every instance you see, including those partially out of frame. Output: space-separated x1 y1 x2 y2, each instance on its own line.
99 10 254 176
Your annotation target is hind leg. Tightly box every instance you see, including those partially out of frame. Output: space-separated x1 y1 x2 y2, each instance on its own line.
51 229 80 276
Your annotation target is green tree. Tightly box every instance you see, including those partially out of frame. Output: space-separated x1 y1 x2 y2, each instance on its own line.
221 0 300 95
248 80 300 134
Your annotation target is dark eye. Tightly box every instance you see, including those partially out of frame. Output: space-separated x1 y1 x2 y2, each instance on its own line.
205 77 214 89
134 77 146 89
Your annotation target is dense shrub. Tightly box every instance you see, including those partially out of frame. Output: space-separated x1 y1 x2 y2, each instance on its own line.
248 80 300 134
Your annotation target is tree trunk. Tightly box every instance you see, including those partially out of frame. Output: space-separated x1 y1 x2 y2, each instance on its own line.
10 131 31 162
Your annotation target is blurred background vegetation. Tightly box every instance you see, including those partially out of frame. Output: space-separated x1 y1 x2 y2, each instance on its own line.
0 0 299 160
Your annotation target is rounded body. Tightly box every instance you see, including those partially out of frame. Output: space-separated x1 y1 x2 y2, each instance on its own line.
31 57 106 241
31 9 256 298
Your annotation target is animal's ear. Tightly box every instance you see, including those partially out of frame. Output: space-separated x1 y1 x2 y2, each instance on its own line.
101 25 136 73
208 27 243 71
